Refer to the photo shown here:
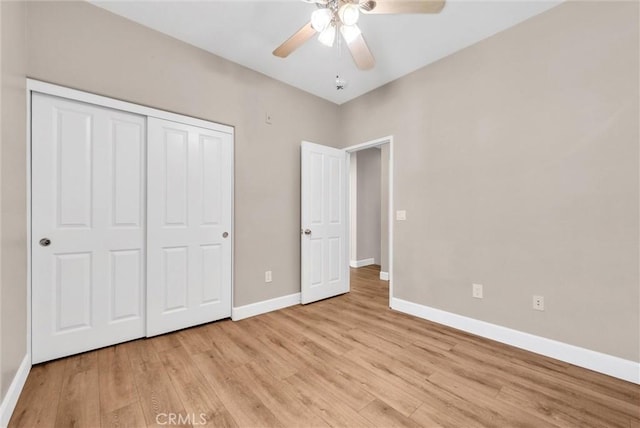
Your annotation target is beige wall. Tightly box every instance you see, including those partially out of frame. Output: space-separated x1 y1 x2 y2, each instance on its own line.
1 0 27 401
26 1 340 309
356 148 381 263
340 1 639 361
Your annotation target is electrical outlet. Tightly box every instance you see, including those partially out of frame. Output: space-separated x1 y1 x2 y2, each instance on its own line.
533 295 544 311
472 283 483 299
265 271 272 283
396 210 407 221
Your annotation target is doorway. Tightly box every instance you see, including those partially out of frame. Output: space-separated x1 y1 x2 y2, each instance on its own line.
345 136 393 307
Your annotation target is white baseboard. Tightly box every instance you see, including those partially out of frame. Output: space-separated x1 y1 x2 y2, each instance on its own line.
350 258 375 268
391 297 640 384
379 271 389 281
232 292 300 321
0 354 31 428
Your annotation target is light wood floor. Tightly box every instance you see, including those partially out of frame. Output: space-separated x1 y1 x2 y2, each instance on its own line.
10 265 640 427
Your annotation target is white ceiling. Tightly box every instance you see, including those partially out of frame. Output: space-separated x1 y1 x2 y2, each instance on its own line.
92 0 561 105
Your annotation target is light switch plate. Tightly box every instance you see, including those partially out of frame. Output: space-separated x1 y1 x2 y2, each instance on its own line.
396 210 407 221
472 283 483 299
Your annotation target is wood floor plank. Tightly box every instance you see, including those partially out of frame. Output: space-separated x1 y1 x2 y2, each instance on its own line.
324 352 424 417
290 301 357 333
359 399 423 428
453 333 638 407
10 265 640 427
191 349 283 427
272 310 354 355
175 323 216 355
408 340 632 427
221 318 298 380
159 344 237 427
233 362 329 427
448 342 639 423
347 343 513 426
407 405 444 428
98 344 138 413
240 316 315 372
54 352 101 428
496 385 624 428
410 402 486 428
8 359 66 428
290 361 377 412
252 311 354 371
412 379 533 428
200 321 254 368
101 402 147 428
125 339 188 427
425 371 556 427
284 371 375 428
339 327 407 355
257 320 381 413
149 332 183 354
352 346 438 384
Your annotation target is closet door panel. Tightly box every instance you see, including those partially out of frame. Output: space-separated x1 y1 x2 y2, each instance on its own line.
147 118 232 336
201 134 224 225
32 93 146 363
109 249 143 322
111 119 144 228
163 129 189 227
201 244 223 304
162 246 189 312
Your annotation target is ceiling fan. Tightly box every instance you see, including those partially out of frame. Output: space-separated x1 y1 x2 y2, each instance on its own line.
273 0 445 70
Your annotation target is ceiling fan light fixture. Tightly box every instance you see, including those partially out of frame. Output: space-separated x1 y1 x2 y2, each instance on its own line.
318 25 336 47
338 3 360 26
340 24 361 43
311 8 332 32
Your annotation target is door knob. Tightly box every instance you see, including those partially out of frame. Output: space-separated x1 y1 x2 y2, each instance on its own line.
39 238 51 247
222 232 229 238
303 229 312 235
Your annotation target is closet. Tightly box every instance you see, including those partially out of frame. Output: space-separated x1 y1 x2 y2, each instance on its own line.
30 88 233 364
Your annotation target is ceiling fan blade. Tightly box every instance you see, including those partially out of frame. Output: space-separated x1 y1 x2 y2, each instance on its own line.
362 0 445 14
273 22 317 58
347 33 375 70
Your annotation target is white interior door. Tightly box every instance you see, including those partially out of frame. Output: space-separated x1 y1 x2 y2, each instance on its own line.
301 141 349 304
146 118 232 336
32 93 146 363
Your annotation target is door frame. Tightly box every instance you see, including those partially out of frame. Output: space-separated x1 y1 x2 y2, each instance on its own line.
25 79 235 363
344 136 394 307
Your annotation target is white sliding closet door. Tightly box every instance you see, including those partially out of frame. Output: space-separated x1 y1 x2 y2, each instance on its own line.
146 118 232 336
32 93 146 364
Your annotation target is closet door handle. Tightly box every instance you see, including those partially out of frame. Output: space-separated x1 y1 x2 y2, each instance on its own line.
222 232 229 238
39 238 51 247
